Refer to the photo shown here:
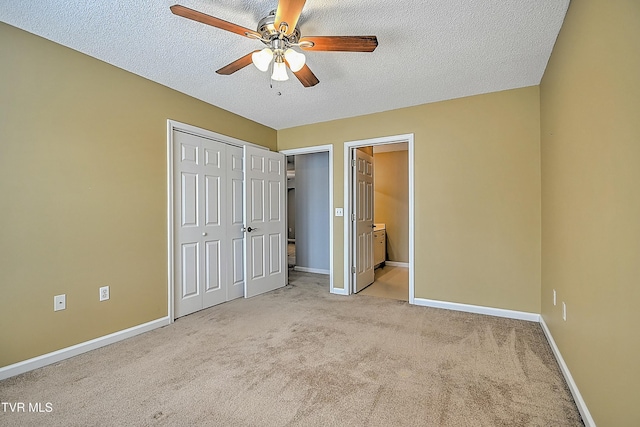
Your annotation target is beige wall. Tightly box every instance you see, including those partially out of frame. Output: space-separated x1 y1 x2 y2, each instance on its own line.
0 23 276 368
540 1 640 425
278 86 541 313
374 150 409 263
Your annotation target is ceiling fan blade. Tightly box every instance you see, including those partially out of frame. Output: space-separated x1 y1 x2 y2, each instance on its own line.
299 36 378 52
288 63 319 87
216 51 259 75
170 5 260 38
275 0 306 35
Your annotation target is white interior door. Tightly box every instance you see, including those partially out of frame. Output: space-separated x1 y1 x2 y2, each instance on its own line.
174 131 247 317
226 145 245 300
244 146 286 298
354 148 375 292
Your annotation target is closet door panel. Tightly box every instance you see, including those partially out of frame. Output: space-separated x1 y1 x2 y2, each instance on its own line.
227 145 245 300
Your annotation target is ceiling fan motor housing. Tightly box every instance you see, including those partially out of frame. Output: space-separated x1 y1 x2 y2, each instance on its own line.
257 10 301 44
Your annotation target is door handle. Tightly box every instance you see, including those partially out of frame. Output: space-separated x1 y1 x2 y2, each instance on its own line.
247 226 256 233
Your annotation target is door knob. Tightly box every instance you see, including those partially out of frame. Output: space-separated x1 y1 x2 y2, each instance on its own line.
202 232 207 236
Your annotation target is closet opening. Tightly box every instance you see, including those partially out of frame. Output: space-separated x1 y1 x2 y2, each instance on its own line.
280 145 335 293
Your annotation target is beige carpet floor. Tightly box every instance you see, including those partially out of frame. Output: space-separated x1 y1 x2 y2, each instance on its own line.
0 271 582 426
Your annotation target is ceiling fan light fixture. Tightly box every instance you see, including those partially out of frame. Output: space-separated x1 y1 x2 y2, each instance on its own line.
284 48 305 72
271 60 289 81
252 48 273 72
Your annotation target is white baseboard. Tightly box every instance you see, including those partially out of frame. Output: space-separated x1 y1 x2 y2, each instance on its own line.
384 261 409 268
293 266 330 275
412 297 540 322
540 317 595 427
330 287 348 296
0 316 170 381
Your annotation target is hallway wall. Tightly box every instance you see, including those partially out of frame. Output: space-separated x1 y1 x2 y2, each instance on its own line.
294 152 330 272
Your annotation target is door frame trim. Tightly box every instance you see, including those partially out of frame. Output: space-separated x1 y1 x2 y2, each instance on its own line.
343 134 415 302
279 145 335 294
166 120 268 321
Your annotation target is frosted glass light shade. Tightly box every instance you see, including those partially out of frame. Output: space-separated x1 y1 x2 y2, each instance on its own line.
284 48 306 72
252 48 273 72
271 61 289 81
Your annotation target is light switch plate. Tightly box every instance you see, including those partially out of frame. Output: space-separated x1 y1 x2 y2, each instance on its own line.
54 294 66 311
335 208 344 217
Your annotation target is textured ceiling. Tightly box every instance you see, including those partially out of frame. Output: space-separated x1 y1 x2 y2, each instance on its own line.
1 0 569 130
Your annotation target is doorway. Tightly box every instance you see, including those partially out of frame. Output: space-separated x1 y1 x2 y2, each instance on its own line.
343 134 415 303
358 143 410 300
280 145 334 292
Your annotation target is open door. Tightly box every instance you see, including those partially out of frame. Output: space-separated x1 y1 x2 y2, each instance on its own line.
244 146 287 298
353 148 375 292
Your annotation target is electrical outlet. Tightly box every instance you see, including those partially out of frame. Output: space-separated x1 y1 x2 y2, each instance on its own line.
54 294 66 311
562 302 567 321
553 289 556 306
99 286 110 301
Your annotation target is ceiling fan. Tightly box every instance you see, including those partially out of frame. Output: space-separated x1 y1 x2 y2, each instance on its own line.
170 1 378 87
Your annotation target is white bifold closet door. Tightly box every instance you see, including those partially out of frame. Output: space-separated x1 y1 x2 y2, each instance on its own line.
174 130 245 318
173 130 286 318
243 145 287 298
